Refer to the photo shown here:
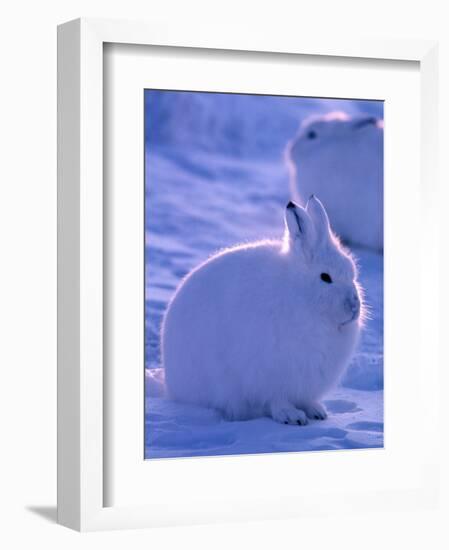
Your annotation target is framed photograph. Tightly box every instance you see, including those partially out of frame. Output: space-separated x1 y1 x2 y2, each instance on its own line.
143 90 385 460
57 18 440 531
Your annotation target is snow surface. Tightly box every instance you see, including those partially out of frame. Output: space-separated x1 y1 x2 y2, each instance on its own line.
144 91 383 459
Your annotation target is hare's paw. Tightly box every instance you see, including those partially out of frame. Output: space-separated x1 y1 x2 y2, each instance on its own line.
304 402 328 421
270 403 308 426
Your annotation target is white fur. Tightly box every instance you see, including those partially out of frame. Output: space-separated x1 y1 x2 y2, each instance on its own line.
287 112 383 251
162 197 363 424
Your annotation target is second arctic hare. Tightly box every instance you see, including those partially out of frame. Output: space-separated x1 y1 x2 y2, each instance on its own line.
287 113 383 251
162 197 363 424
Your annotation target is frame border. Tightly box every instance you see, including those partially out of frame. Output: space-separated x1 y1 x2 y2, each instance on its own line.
57 17 439 531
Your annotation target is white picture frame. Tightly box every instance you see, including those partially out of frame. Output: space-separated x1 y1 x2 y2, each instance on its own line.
57 17 440 531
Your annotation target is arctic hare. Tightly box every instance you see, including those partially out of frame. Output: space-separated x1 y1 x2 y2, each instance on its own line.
162 197 363 424
287 113 383 251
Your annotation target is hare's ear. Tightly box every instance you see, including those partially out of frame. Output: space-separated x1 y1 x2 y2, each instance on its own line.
284 201 315 258
305 195 331 245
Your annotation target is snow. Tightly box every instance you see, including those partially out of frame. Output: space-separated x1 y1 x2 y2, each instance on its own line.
144 91 383 459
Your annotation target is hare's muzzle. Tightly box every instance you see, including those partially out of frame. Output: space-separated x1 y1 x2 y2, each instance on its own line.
343 292 361 323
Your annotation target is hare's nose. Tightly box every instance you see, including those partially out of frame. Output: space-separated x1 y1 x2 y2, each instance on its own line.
345 293 360 317
353 116 377 130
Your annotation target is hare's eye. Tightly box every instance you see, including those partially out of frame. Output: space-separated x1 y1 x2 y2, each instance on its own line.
307 130 317 140
320 273 332 284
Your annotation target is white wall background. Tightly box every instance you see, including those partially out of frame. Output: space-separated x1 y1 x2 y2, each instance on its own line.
0 1 448 548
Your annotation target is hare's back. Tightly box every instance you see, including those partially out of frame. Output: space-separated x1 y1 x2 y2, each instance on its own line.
167 241 283 318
